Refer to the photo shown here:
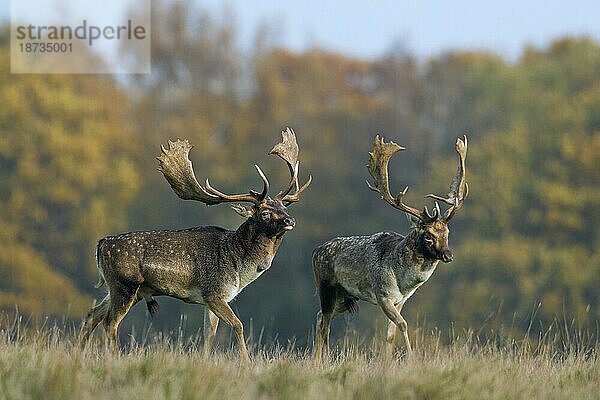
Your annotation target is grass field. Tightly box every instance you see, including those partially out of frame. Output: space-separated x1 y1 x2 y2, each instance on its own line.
0 315 598 400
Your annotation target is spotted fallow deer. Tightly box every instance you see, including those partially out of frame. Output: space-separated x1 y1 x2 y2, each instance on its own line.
79 128 311 362
313 135 468 359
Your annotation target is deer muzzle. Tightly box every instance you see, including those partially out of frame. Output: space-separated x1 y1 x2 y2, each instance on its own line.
282 217 296 230
441 249 453 263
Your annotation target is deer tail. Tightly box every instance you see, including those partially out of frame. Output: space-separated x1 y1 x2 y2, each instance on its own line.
94 240 106 289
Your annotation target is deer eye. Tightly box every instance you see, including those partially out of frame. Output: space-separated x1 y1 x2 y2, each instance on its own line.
260 210 271 220
424 234 435 245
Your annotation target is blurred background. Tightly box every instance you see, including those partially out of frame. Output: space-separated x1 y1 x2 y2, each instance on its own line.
0 0 598 347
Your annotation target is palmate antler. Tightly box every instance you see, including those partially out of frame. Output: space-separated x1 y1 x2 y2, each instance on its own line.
425 135 468 221
157 140 269 206
269 128 312 205
367 135 468 223
157 128 311 208
366 135 439 222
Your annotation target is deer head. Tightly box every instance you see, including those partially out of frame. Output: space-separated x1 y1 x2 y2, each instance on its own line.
157 128 312 237
366 135 468 263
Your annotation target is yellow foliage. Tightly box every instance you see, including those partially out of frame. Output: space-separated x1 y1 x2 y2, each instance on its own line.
0 243 89 317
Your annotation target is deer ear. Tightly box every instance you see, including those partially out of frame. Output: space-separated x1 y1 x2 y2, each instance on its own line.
231 204 255 218
406 213 421 228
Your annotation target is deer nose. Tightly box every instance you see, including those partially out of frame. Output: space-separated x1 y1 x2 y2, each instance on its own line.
283 217 295 228
441 250 453 263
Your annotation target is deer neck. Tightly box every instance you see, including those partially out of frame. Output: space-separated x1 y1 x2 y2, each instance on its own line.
230 219 282 275
401 229 439 271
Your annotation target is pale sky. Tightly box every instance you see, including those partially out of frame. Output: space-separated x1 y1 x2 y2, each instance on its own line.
204 0 600 60
2 0 600 60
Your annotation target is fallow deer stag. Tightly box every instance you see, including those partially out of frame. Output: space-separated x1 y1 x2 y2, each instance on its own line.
313 135 468 360
79 128 311 362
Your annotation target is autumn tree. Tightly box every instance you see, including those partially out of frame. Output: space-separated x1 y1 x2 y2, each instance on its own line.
0 33 140 317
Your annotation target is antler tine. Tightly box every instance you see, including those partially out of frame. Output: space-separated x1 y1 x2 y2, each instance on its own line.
278 161 299 199
443 182 468 221
422 201 441 220
281 173 312 205
366 135 426 221
254 164 270 201
157 139 266 206
425 135 468 221
203 164 270 203
270 127 312 204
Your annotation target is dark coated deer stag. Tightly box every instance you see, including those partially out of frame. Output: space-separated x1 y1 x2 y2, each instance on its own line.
313 135 468 360
80 128 311 362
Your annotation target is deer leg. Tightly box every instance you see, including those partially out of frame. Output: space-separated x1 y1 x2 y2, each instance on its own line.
384 303 405 356
386 320 397 355
205 299 250 363
203 307 220 356
315 310 335 362
378 297 412 354
103 283 139 352
315 310 324 359
314 280 337 362
79 295 110 349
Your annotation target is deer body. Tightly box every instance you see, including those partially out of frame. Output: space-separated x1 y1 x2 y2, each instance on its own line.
80 128 310 362
97 223 282 306
313 135 468 360
315 231 440 308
